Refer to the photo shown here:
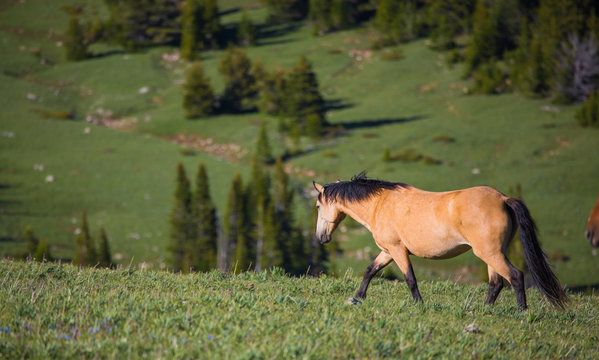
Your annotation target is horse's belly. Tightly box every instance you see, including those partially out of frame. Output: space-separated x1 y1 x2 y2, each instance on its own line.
416 243 471 259
403 234 471 260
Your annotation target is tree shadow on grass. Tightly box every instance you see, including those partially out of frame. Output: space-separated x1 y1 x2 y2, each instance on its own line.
324 98 354 112
335 115 425 131
565 283 599 294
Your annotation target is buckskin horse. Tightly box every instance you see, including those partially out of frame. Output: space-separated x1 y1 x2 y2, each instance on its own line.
585 196 599 247
313 173 568 310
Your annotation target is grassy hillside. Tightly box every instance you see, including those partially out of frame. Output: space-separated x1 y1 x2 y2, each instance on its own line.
1 0 598 287
1 260 598 359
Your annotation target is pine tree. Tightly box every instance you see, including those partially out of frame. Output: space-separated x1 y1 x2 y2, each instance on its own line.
576 89 599 127
183 61 214 118
260 200 283 270
249 155 272 272
65 16 88 61
238 9 257 46
23 225 39 257
192 163 218 271
273 157 308 274
180 0 203 60
73 210 95 266
218 46 255 112
34 241 52 262
264 0 309 23
169 163 194 272
466 0 495 74
284 55 327 136
255 121 273 164
202 0 221 48
526 35 550 96
97 227 112 268
309 0 332 35
103 0 181 51
374 0 400 44
258 66 287 116
223 173 254 272
426 0 476 50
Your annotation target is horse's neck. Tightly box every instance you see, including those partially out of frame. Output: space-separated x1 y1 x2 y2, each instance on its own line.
339 197 379 233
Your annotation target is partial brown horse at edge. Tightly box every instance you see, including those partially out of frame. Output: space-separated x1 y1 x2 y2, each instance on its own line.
585 196 599 247
313 172 569 310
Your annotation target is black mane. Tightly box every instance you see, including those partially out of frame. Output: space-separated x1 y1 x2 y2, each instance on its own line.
321 172 408 204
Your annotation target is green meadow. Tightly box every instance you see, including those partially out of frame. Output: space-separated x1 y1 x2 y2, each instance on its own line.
1 0 598 290
1 260 598 359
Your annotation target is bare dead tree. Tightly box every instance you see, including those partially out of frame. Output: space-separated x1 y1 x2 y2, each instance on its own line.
555 33 599 102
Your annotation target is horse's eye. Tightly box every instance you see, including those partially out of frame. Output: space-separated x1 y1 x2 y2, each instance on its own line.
316 204 320 210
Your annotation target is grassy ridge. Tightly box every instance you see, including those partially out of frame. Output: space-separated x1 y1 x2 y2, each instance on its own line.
1 260 598 359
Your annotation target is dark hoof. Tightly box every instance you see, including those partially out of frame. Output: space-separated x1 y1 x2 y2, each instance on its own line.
345 297 362 305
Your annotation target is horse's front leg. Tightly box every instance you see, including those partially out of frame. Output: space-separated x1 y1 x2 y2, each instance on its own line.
355 251 393 299
389 245 423 302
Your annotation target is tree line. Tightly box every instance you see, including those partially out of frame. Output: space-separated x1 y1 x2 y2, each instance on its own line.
168 125 330 275
16 209 113 268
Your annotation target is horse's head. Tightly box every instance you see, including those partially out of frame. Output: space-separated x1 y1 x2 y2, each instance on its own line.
585 219 599 247
585 197 599 248
313 181 346 244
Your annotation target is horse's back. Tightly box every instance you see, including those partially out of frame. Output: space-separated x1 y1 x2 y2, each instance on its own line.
377 185 511 259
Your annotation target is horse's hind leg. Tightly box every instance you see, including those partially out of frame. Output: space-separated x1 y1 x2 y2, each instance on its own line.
485 267 504 305
475 251 527 310
355 251 393 299
388 245 423 303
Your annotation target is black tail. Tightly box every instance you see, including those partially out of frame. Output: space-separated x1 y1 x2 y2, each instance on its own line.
505 198 569 309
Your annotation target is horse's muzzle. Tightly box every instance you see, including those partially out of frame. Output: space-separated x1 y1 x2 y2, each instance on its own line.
319 234 332 244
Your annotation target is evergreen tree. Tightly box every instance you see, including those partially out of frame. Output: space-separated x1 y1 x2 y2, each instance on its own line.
97 227 112 268
258 66 287 116
238 9 258 46
183 61 214 118
374 0 401 44
263 0 309 23
192 163 218 271
255 121 273 164
218 46 255 112
202 0 221 48
180 0 203 60
465 0 495 74
309 0 333 35
223 173 254 272
65 16 88 61
426 0 475 50
249 155 272 272
168 163 194 272
471 61 507 94
273 157 308 274
23 225 39 257
73 210 96 266
524 35 550 96
34 241 52 262
260 200 283 270
284 55 327 136
576 89 599 127
103 0 181 51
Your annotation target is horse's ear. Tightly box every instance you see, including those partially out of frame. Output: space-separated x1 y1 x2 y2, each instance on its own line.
336 179 341 183
313 181 324 193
